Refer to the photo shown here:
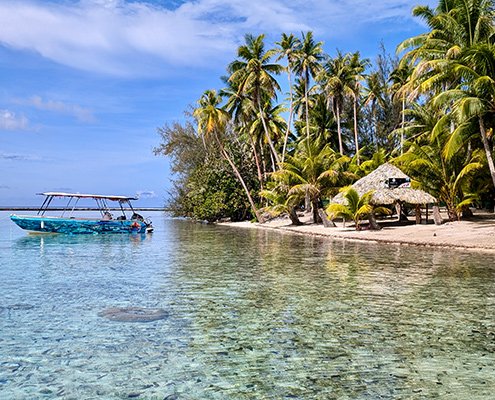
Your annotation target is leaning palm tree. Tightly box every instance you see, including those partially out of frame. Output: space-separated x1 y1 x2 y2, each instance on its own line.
275 33 301 162
228 34 284 167
221 76 265 190
250 100 288 163
326 187 390 230
293 31 325 140
193 89 264 223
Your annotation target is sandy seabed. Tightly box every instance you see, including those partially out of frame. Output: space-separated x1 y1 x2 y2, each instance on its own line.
219 210 495 254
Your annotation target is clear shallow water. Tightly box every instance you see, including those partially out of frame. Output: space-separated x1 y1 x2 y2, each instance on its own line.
1 211 495 399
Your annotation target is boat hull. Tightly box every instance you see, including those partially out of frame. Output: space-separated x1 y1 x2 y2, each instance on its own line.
10 215 147 234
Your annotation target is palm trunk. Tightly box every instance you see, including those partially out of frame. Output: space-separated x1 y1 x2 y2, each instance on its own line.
248 130 264 191
257 96 281 168
446 200 459 221
401 98 405 155
289 207 303 225
215 134 264 223
353 93 359 165
336 102 343 154
479 118 495 201
282 67 294 163
372 99 378 150
305 68 310 140
312 199 321 224
260 138 267 180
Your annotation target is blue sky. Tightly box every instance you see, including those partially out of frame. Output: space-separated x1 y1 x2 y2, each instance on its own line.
0 0 435 206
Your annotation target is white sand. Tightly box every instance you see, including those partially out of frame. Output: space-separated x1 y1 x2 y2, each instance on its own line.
218 211 495 254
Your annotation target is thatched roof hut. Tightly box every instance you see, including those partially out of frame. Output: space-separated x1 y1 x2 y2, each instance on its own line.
332 163 437 205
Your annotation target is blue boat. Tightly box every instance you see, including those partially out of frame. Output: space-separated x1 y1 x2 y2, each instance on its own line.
10 192 153 234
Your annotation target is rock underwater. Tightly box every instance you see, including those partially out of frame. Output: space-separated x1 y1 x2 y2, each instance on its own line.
98 307 168 322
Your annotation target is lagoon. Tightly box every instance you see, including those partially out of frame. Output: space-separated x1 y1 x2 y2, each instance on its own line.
1 211 495 399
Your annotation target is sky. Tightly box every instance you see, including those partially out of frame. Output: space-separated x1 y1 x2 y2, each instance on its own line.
0 0 436 207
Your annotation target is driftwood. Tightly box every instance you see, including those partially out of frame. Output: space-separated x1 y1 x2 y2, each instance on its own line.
318 208 336 227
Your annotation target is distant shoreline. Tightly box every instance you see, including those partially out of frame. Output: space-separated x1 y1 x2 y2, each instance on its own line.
0 207 166 212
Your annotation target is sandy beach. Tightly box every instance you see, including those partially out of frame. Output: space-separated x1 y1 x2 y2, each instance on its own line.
219 210 495 254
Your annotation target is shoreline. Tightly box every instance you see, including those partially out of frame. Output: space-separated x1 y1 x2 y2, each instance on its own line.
218 211 495 254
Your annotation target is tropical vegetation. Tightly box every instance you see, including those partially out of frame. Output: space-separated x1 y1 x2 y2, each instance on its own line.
326 187 391 230
155 0 495 223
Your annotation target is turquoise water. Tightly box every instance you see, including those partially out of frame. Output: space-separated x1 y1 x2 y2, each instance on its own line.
1 211 495 399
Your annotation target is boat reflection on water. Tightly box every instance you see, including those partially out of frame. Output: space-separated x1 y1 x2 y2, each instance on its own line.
13 229 149 261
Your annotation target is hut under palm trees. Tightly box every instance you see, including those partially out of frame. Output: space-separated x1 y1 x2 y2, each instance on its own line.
332 163 438 226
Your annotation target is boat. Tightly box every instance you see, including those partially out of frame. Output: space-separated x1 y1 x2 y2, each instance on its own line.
10 192 153 234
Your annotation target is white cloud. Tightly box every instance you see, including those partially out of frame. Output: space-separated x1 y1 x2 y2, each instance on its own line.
12 95 96 123
0 110 29 131
136 190 157 199
0 0 434 76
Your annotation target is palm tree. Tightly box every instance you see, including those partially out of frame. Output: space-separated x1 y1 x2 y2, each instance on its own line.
363 71 385 150
193 89 264 223
389 63 413 155
348 51 371 164
398 0 495 65
275 33 301 162
307 92 339 149
250 99 288 171
319 50 354 155
261 181 303 225
395 131 484 221
432 43 495 196
228 34 284 167
293 31 325 140
326 187 390 230
221 76 265 190
271 138 346 223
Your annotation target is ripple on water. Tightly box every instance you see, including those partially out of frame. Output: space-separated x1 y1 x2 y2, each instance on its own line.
0 215 495 399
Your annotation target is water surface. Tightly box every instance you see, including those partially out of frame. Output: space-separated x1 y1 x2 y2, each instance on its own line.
1 211 495 399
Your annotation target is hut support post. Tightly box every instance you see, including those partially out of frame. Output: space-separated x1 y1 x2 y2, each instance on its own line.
415 204 421 225
395 202 408 221
426 204 429 224
395 203 400 221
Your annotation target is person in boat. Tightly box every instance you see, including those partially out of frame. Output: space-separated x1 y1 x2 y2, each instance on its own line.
103 211 113 220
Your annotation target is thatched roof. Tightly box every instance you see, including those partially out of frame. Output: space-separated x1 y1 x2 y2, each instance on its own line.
332 163 437 205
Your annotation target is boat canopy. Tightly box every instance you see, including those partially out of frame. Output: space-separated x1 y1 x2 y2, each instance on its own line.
37 192 138 201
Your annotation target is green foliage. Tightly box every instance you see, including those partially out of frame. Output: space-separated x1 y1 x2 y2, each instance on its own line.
155 1 495 223
154 118 260 222
183 160 253 222
326 186 391 230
